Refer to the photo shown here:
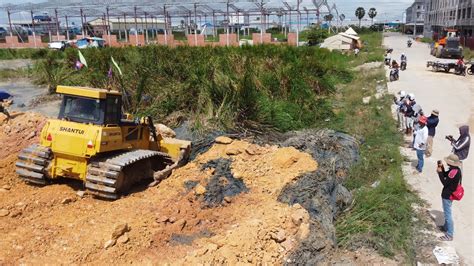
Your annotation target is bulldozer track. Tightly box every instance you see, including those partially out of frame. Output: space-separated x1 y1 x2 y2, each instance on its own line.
16 144 52 185
85 150 173 200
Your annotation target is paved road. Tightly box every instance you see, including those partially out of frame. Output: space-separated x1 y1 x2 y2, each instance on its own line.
384 33 473 264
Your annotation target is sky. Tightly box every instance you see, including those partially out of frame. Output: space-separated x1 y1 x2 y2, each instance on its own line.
0 0 413 26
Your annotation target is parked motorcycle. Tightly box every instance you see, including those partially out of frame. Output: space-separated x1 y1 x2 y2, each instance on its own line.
390 69 399 81
454 65 466 76
407 40 413 47
400 61 407 71
467 63 474 75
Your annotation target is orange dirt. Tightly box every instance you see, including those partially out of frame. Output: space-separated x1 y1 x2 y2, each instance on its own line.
0 112 395 264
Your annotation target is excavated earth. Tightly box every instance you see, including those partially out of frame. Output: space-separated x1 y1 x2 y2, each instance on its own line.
0 112 395 264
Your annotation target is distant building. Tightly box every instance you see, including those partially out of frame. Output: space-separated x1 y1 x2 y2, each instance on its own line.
406 0 426 35
424 0 473 38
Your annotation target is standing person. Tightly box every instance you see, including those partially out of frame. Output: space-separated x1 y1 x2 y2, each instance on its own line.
425 110 440 157
413 116 428 173
437 154 462 241
404 94 416 135
354 47 360 56
447 125 471 166
394 91 407 131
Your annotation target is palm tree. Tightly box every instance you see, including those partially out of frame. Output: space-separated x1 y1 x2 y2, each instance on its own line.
368 8 377 25
355 7 365 28
324 14 334 33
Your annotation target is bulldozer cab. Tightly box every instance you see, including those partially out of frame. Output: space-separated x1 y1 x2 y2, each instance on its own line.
57 86 122 126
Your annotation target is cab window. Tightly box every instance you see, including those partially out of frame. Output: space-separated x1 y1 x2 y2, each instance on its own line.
105 96 121 125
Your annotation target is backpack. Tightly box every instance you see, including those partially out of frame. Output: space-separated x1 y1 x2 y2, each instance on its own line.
450 177 464 201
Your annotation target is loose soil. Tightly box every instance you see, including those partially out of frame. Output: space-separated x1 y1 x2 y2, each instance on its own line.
0 112 389 264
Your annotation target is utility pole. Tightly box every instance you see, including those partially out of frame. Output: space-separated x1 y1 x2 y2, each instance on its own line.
134 6 138 45
31 10 37 47
194 3 198 45
55 8 60 40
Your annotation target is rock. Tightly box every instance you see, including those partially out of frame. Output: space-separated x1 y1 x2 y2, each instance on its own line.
362 96 371 105
280 239 294 251
111 223 130 240
223 196 232 203
168 216 177 223
0 209 10 217
194 184 206 195
2 185 11 190
291 208 309 226
61 197 75 204
26 131 36 140
104 239 116 249
225 148 241 156
215 136 233 145
245 146 259 155
157 124 176 138
10 210 22 218
296 222 310 240
371 180 380 188
156 216 169 223
374 92 384 100
0 188 8 193
270 229 287 243
117 233 129 244
76 191 85 198
206 243 219 253
176 219 187 231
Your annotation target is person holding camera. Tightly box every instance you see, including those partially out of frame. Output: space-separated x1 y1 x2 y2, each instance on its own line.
446 125 470 167
437 154 462 241
413 116 428 174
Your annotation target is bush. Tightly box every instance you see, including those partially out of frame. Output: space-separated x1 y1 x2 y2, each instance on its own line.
32 45 352 132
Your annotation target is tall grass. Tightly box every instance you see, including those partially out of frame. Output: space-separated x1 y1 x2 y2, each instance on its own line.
33 45 352 132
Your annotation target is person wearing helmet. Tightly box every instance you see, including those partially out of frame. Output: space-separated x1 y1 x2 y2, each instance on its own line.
394 91 407 131
413 115 428 173
401 53 407 62
404 94 416 135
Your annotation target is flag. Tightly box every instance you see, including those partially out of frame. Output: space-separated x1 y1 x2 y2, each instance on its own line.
74 60 84 70
107 67 113 78
78 50 88 68
111 56 123 76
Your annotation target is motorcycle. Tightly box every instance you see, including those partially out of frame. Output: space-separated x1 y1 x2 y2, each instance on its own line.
384 58 391 66
400 61 407 71
407 41 412 47
454 64 466 76
467 63 474 75
390 69 399 81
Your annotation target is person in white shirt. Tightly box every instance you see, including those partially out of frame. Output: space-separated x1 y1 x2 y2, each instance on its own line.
413 116 428 174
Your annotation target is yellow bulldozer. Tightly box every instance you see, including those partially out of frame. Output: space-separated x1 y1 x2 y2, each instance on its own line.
16 85 191 199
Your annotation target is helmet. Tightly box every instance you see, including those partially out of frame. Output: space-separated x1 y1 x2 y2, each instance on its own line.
408 93 415 100
419 116 427 125
402 53 405 56
399 90 406 97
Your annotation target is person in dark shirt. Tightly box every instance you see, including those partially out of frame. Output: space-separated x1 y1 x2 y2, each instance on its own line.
437 154 462 241
425 110 439 157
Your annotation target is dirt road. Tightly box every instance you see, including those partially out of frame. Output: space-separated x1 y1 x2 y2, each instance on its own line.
384 33 473 264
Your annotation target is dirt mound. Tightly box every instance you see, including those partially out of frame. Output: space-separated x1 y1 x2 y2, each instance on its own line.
0 112 47 184
0 113 365 264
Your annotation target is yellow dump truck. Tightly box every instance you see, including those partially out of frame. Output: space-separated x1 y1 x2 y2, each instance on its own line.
16 86 191 199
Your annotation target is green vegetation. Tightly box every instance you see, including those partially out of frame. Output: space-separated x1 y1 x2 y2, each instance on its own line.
0 48 52 60
420 37 433 44
0 68 34 80
32 45 352 132
329 33 418 260
463 47 474 61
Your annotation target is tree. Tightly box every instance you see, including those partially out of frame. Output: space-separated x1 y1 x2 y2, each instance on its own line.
368 8 377 25
355 7 365 28
306 27 329 46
